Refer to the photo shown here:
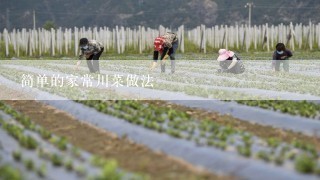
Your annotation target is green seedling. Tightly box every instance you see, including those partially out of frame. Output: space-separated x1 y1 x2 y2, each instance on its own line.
56 137 68 151
75 165 86 177
286 151 297 160
237 145 251 157
0 165 22 180
267 138 281 148
256 151 271 162
91 155 108 167
99 160 122 180
38 128 52 140
51 154 63 166
12 150 22 161
24 159 34 171
295 153 316 174
274 156 284 166
19 135 38 150
37 148 51 160
65 159 74 171
37 164 47 178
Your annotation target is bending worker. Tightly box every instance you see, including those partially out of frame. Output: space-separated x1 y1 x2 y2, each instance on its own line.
152 32 179 73
76 38 104 73
217 49 245 74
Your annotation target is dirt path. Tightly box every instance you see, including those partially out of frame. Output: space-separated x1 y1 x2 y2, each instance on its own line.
3 100 226 180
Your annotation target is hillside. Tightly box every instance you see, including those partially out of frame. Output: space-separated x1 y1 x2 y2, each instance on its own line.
0 0 319 30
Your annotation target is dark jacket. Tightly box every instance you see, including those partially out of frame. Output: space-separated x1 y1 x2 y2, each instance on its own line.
272 50 293 60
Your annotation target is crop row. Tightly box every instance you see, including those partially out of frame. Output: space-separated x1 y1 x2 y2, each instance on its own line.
68 61 320 98
236 100 320 119
5 60 320 97
1 64 319 121
0 64 264 101
38 62 320 120
104 60 319 85
0 101 132 180
78 100 320 175
1 64 320 175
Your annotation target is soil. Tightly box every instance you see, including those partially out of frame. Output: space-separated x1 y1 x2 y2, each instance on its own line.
147 100 320 150
2 99 227 180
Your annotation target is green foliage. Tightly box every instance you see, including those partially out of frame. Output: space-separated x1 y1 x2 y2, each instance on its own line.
267 138 281 148
12 150 22 161
3 122 38 150
24 159 35 171
51 154 63 166
75 165 86 177
237 145 251 157
256 151 271 162
295 154 316 174
65 159 74 171
237 100 320 119
0 165 22 180
43 21 57 31
99 160 122 180
38 128 52 140
19 135 38 150
36 164 47 178
274 157 284 166
184 39 201 53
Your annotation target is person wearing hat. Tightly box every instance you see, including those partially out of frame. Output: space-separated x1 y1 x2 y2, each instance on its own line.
76 38 104 73
217 49 245 74
152 32 179 73
272 43 292 72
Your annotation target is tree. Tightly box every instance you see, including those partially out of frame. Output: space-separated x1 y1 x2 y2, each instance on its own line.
43 21 56 30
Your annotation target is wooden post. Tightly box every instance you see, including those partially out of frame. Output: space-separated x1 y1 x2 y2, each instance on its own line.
4 29 9 57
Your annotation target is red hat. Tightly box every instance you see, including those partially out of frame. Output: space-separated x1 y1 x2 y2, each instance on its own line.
154 37 165 51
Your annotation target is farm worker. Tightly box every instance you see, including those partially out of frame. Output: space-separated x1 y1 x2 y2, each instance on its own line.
151 32 179 73
272 43 293 72
217 49 245 74
76 38 104 73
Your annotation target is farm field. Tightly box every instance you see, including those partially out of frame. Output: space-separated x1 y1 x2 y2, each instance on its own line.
0 51 320 180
